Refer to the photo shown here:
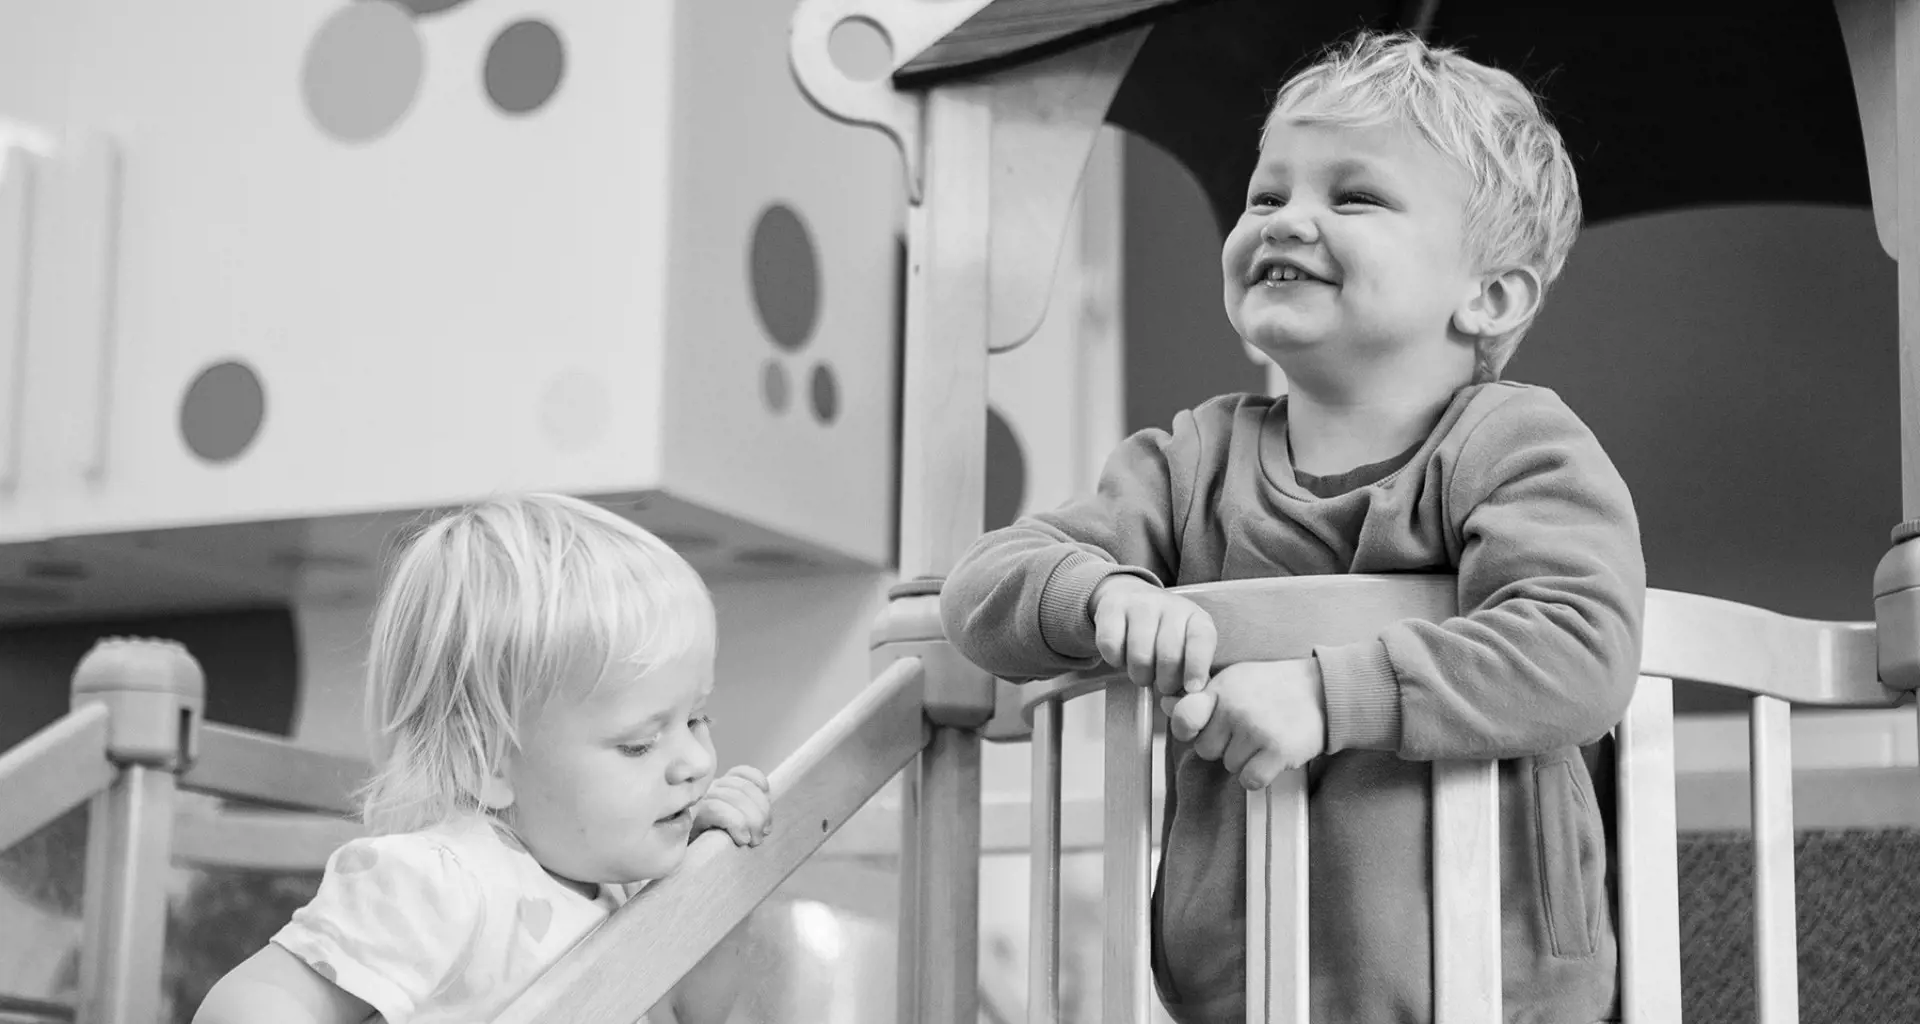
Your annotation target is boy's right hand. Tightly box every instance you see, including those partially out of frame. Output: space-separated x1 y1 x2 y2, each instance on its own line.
1090 575 1218 696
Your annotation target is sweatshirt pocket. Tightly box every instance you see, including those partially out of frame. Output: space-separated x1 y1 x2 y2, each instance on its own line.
1534 759 1601 959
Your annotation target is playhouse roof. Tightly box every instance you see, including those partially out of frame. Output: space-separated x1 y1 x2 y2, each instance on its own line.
895 0 1873 237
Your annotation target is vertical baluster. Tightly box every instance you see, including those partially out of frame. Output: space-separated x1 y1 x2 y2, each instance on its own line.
76 765 176 1024
1616 677 1682 1023
895 756 922 1024
1245 770 1310 1024
1103 684 1153 1023
1750 696 1799 1024
1431 760 1501 1024
1029 699 1065 1024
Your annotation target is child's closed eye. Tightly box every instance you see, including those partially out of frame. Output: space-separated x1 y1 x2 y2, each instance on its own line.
1335 190 1385 208
617 714 712 756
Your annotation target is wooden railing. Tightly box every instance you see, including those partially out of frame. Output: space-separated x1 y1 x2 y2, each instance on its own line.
1016 577 1903 1024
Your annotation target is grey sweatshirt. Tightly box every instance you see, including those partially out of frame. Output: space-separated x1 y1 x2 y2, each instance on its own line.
941 382 1645 1024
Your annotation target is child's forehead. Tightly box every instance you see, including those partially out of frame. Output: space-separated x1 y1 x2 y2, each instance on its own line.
1259 115 1420 162
577 647 714 714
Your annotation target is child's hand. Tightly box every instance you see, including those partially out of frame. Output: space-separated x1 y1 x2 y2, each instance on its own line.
1090 575 1219 696
692 766 773 847
1162 658 1327 790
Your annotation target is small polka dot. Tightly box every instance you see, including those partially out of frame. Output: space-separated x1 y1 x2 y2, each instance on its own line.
302 2 423 143
180 360 266 463
985 406 1027 531
517 897 553 941
312 961 337 984
809 363 839 425
334 845 378 874
761 359 790 413
485 20 566 115
749 205 820 352
536 370 609 452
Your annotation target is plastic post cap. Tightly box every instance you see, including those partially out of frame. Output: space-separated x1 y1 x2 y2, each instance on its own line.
70 636 207 699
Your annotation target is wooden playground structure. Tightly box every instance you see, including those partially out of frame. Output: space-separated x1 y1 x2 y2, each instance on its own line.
3 0 1920 1021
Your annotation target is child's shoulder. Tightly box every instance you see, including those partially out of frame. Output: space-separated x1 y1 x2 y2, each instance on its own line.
322 817 525 897
1166 391 1279 437
1443 380 1596 445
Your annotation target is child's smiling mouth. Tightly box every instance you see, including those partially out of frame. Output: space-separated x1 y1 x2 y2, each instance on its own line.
1249 256 1334 287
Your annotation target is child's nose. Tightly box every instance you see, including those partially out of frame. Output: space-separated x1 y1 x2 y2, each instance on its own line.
670 735 715 783
1260 204 1321 245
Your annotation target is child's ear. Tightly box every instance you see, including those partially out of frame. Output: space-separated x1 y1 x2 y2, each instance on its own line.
1452 266 1543 339
478 772 515 811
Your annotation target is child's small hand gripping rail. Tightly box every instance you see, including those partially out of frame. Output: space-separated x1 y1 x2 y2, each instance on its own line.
1014 575 1473 1024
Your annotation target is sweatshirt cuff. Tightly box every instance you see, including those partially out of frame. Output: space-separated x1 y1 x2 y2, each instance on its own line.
1314 640 1402 753
1038 551 1158 659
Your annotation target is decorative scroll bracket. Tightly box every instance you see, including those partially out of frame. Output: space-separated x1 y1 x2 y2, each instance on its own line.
791 0 1145 353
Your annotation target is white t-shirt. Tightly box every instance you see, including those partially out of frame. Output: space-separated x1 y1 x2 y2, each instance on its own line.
272 815 650 1024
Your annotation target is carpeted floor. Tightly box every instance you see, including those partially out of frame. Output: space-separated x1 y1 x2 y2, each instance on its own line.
1678 829 1920 1023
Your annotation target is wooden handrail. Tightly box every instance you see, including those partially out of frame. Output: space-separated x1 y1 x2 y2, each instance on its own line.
0 703 115 851
179 724 368 816
1641 590 1892 706
170 804 363 873
491 655 932 1024
1017 580 1898 718
1019 575 1458 721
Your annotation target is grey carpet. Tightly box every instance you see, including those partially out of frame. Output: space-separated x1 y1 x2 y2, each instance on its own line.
1678 829 1920 1023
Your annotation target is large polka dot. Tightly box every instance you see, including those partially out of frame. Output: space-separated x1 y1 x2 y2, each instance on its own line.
517 897 553 941
302 2 423 143
485 20 566 115
809 363 839 425
984 406 1026 531
749 205 820 352
180 360 266 463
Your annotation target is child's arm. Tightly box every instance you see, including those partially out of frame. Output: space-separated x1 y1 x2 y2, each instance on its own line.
941 399 1230 683
213 833 482 1024
192 945 375 1024
1317 390 1645 760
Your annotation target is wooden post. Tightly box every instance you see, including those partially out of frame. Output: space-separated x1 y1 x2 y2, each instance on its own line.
895 83 994 1024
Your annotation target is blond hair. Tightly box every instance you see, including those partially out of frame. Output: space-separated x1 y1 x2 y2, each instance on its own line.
358 493 713 834
1268 31 1582 377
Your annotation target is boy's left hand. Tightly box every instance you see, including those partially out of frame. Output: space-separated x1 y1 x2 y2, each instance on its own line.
1162 658 1326 791
693 766 773 847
